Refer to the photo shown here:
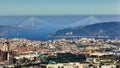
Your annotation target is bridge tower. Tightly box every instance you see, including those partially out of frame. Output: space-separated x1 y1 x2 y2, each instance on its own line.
89 16 95 24
32 16 35 29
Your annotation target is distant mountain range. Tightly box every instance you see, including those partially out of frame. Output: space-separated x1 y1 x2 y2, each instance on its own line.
52 22 120 39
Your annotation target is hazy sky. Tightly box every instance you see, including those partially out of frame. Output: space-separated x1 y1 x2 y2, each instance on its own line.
0 0 120 15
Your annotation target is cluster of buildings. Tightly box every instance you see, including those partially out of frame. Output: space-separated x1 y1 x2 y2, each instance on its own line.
0 38 120 68
0 41 15 64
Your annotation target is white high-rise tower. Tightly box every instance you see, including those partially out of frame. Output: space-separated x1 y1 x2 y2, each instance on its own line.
3 42 10 61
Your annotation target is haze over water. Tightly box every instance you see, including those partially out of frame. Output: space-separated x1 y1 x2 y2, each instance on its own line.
0 15 120 40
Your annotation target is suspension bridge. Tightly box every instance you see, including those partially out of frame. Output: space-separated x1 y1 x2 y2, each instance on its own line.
70 16 101 27
0 16 102 36
6 16 100 29
18 16 52 29
3 16 101 29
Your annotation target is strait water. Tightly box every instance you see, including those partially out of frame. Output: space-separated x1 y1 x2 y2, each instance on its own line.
0 15 120 40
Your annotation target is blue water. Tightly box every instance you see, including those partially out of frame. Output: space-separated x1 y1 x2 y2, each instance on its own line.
0 15 120 40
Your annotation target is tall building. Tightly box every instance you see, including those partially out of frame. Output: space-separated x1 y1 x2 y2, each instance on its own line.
0 42 15 64
4 42 10 61
0 50 7 61
0 42 10 62
2 42 9 51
